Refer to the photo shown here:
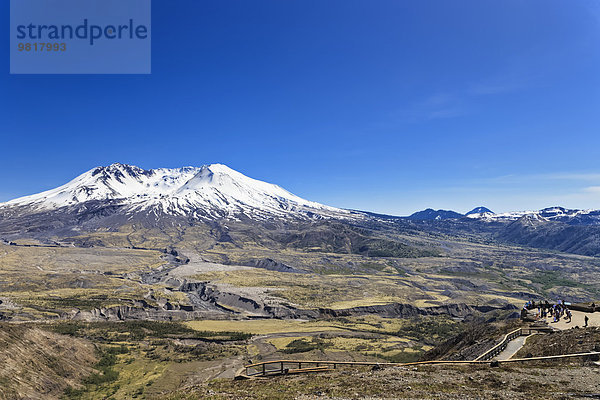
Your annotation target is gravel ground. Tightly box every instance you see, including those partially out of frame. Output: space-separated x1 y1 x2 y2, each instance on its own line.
169 258 252 278
162 363 600 400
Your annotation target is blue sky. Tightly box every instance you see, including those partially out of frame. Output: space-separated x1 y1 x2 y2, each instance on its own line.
1 0 600 215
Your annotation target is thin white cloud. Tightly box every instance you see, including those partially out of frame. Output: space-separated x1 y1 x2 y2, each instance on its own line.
398 92 469 121
421 93 455 107
479 172 600 185
399 72 531 122
427 108 467 120
583 186 600 194
583 0 600 26
543 173 600 181
467 70 534 96
468 82 523 96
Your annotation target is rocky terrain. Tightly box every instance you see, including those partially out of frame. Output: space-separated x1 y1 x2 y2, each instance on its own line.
165 363 600 399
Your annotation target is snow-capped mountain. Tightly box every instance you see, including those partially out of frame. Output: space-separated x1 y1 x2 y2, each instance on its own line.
406 208 464 220
467 207 600 225
403 205 600 226
0 163 349 221
465 206 494 216
464 207 495 220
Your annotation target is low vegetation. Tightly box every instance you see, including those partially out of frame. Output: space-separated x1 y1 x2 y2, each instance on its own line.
41 321 252 399
48 320 253 342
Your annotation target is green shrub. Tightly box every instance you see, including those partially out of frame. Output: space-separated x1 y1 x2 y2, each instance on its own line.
282 338 331 354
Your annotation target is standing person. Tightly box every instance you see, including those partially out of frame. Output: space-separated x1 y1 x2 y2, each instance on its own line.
585 315 589 327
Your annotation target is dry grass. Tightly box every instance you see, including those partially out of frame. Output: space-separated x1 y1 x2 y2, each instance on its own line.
192 268 456 309
0 324 97 400
185 319 344 335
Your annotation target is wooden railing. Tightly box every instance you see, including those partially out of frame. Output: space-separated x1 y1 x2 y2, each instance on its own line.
474 328 525 361
244 360 393 377
473 326 552 361
242 351 600 378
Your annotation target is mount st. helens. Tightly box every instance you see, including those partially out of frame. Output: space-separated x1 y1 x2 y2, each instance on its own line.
0 163 349 221
0 163 434 259
3 162 598 226
1 163 600 257
0 163 369 245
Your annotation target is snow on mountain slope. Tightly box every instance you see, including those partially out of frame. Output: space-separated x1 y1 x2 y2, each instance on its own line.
1 163 350 220
467 207 600 225
465 206 493 215
407 208 464 220
4 164 199 208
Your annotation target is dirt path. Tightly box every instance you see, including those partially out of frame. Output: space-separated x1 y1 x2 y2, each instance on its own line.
248 330 345 361
169 257 252 278
146 354 246 396
246 329 389 365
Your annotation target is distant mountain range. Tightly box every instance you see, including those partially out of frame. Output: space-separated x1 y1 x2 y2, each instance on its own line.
1 163 599 257
407 206 600 226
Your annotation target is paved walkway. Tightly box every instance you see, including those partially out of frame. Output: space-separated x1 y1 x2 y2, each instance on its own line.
493 335 528 361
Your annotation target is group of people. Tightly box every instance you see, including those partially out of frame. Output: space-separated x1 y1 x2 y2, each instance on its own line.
525 300 572 323
524 299 591 327
544 302 572 323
